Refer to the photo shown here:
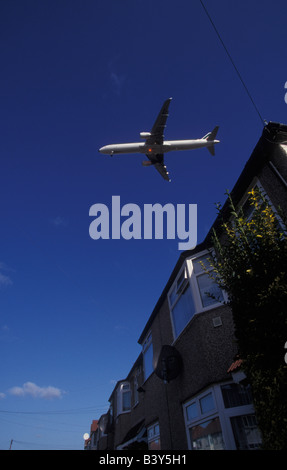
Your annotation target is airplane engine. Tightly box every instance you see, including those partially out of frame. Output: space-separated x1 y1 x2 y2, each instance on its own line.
140 132 151 139
142 160 153 166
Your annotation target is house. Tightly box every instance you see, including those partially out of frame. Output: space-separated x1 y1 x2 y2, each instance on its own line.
84 420 98 450
86 121 287 450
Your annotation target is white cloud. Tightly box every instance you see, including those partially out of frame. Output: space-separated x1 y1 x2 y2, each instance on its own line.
110 72 126 96
51 216 68 227
0 272 12 287
0 262 13 287
0 392 6 399
9 382 64 400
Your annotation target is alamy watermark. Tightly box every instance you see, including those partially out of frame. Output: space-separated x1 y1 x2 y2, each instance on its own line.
89 196 197 250
284 81 287 104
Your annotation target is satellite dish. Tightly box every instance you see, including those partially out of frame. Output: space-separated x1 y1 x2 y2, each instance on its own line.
83 433 89 440
154 345 182 383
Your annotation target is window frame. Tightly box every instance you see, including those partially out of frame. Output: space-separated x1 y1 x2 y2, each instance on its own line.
133 372 139 407
168 265 190 310
239 178 285 231
147 421 161 450
168 263 196 339
188 250 226 312
183 382 261 450
116 381 131 416
184 387 224 450
168 252 227 340
185 388 218 424
142 331 153 381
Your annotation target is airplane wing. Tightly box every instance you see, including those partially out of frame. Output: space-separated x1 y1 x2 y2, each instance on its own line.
147 153 171 182
145 98 172 146
154 161 171 182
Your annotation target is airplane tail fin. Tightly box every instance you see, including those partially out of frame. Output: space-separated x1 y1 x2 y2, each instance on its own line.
203 126 219 142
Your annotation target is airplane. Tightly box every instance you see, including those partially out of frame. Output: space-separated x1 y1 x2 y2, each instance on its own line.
98 98 219 182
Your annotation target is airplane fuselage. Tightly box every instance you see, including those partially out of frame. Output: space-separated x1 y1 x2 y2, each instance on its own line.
99 138 219 156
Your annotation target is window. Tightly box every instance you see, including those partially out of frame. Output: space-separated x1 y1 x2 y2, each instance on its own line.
241 181 265 220
133 374 139 406
183 383 262 450
221 383 253 408
168 256 225 340
186 401 197 421
200 392 215 414
231 414 262 450
147 422 161 450
189 417 225 450
98 414 108 437
192 254 224 308
184 389 225 450
122 384 131 411
241 180 285 233
168 266 196 338
186 393 216 422
142 332 153 381
117 382 131 415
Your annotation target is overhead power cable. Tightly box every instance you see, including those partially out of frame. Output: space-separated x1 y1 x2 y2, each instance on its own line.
199 0 265 126
0 404 107 415
10 439 76 450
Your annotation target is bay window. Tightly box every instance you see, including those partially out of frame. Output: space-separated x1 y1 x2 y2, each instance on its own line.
183 382 262 450
168 252 225 339
185 389 225 450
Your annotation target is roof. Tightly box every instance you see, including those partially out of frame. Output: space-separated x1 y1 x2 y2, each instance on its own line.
137 241 207 344
108 352 143 402
205 121 287 242
138 121 287 345
90 419 98 433
227 358 243 373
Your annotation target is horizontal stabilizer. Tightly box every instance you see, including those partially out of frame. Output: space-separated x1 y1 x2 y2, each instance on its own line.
207 144 215 156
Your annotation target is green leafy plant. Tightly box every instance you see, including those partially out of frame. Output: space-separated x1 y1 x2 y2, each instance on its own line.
207 187 287 449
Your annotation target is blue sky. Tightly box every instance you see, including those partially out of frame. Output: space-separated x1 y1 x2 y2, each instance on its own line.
0 0 286 450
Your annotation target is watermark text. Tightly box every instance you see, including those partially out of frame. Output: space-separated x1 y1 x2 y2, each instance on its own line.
89 196 197 250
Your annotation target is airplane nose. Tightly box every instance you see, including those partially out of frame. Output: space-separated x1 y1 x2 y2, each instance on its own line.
98 145 114 155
